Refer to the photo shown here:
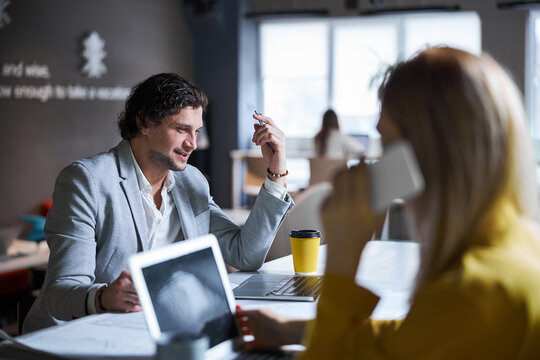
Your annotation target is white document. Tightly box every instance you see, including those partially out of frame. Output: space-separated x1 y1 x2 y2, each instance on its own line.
15 312 154 359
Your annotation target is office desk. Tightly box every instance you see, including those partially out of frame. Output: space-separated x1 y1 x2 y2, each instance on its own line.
0 240 419 360
0 240 49 275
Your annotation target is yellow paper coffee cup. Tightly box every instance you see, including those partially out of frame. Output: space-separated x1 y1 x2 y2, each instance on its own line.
290 229 321 274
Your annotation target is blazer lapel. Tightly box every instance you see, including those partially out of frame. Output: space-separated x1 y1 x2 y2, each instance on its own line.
117 140 149 251
171 183 196 241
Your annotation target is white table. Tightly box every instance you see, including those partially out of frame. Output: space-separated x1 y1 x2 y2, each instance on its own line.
0 240 419 360
0 240 49 275
232 241 419 320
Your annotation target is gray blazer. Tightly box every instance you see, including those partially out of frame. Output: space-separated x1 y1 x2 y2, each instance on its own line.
24 140 293 333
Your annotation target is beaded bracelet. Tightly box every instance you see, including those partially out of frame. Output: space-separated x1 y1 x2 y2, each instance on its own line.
266 168 289 178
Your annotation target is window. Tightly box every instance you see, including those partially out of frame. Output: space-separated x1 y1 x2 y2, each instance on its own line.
260 22 329 138
333 19 398 135
258 12 481 147
528 11 540 139
403 13 480 59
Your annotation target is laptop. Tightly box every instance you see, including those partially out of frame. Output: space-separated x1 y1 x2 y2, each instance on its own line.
129 234 294 359
233 273 323 302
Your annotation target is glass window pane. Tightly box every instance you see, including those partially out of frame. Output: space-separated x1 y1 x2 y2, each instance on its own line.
260 22 329 138
404 12 481 58
533 13 540 137
258 13 481 142
263 78 328 137
333 20 399 135
332 12 481 138
260 22 328 78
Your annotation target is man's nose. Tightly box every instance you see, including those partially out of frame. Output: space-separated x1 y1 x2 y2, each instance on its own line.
185 132 197 150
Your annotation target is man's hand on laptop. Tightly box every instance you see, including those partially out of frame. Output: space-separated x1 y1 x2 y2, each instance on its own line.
96 270 142 313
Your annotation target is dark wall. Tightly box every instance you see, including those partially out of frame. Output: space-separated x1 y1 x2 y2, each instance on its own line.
0 0 194 226
185 0 244 208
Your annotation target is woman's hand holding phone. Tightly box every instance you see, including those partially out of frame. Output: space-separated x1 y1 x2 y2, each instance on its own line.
322 162 386 279
322 140 424 278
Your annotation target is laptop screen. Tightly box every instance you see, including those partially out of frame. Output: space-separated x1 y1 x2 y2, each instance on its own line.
134 239 239 349
130 235 297 359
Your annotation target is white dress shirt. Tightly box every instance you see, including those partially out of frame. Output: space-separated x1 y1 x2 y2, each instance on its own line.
131 151 180 250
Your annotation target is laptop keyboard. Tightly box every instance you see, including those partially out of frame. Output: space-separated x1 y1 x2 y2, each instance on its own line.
266 275 323 298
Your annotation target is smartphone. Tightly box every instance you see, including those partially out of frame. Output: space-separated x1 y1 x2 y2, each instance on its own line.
368 140 425 213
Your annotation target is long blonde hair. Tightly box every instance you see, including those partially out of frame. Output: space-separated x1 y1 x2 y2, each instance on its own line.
378 47 537 291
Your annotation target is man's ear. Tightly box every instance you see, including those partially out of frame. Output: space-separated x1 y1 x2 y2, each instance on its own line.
137 115 152 135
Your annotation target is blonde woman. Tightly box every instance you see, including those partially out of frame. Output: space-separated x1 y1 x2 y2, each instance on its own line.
236 47 540 358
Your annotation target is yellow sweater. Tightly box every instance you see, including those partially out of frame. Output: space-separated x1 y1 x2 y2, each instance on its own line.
299 217 540 359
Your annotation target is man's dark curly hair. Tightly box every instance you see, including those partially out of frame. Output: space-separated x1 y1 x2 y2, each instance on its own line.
117 73 208 140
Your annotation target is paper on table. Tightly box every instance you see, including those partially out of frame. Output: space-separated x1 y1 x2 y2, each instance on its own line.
15 312 154 360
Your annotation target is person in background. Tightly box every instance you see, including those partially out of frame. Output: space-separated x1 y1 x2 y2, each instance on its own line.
24 73 294 333
236 47 540 358
313 109 364 158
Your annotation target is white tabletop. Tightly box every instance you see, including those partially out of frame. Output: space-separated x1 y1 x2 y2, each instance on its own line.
0 240 49 275
2 240 420 360
230 241 419 320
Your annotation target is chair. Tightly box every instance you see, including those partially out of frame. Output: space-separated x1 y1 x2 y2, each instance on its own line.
266 182 333 261
242 156 268 200
0 268 32 336
375 200 412 241
266 184 412 262
17 298 34 335
308 157 348 186
386 200 412 241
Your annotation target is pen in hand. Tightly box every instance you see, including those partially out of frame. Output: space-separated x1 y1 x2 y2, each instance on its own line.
254 110 275 154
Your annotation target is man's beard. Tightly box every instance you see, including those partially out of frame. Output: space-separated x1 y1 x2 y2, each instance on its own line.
148 149 184 171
